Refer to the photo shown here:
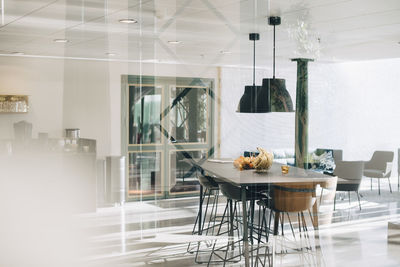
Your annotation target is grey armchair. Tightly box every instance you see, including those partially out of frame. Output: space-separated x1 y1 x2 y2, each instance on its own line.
363 151 394 195
334 161 364 210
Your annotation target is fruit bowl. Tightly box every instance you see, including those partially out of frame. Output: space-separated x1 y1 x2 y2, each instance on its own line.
253 147 274 171
233 156 255 170
233 147 274 171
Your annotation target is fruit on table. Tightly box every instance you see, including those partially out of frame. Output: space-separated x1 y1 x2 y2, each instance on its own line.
253 147 274 170
233 156 255 170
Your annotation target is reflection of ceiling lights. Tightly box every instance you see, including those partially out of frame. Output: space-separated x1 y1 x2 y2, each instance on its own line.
119 18 137 24
106 53 116 56
53 39 69 43
167 40 181 44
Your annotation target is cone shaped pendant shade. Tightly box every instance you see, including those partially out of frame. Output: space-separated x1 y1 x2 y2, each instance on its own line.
238 85 270 113
237 33 271 113
260 16 294 112
262 78 293 112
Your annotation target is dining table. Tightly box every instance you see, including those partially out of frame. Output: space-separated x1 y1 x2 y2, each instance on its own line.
192 158 338 267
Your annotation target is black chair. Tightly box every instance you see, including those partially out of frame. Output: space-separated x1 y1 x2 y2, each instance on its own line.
187 174 228 263
333 161 364 210
207 182 269 266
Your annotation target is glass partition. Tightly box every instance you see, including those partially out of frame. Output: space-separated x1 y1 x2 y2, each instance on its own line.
124 76 215 200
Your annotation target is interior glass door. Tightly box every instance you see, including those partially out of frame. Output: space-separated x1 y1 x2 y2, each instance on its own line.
123 76 214 200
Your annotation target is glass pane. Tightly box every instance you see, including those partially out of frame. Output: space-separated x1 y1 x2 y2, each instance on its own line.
128 152 162 198
129 85 162 144
169 150 207 194
170 86 208 143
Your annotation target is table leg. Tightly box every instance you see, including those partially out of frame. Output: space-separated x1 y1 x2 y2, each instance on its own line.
312 199 319 230
273 211 280 236
198 185 203 235
241 186 249 267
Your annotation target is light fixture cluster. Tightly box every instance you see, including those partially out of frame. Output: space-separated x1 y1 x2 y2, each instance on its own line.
237 16 294 113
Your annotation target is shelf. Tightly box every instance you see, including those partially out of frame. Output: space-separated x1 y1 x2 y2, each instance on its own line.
0 95 29 113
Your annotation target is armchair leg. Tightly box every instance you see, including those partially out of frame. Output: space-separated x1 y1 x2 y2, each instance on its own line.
348 191 351 205
334 194 336 211
378 179 380 195
356 191 361 210
388 178 392 193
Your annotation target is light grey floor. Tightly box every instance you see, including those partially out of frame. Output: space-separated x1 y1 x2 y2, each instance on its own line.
81 178 400 267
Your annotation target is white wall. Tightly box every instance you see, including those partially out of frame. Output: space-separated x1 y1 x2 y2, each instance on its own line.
309 58 400 162
220 58 400 174
0 57 64 139
219 65 297 157
2 55 399 166
0 56 218 157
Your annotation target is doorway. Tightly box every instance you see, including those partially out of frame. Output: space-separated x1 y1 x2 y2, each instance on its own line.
121 75 215 200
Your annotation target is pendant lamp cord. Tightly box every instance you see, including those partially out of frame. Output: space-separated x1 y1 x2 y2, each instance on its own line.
273 24 276 79
253 37 256 86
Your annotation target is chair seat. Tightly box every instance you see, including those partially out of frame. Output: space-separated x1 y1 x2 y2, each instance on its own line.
336 183 359 192
198 175 219 189
257 197 316 213
363 169 384 178
219 183 265 201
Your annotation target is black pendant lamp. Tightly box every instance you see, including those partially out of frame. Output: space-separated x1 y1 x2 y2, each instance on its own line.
262 16 294 112
237 33 270 113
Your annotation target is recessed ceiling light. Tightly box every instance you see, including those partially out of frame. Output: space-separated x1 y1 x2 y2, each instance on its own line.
53 39 69 43
106 53 116 56
168 40 181 44
119 18 138 24
11 52 24 55
220 50 232 54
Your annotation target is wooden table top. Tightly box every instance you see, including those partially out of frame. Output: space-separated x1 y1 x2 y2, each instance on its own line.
196 159 337 188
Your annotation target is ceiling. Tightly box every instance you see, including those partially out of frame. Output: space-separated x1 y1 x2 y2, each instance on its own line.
0 0 399 66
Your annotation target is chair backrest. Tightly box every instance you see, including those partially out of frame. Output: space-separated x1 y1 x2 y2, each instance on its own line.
271 182 315 212
198 175 219 189
219 182 242 200
333 161 364 183
332 149 343 162
365 151 394 171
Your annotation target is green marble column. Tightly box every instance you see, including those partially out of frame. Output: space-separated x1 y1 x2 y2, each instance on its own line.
292 58 313 169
